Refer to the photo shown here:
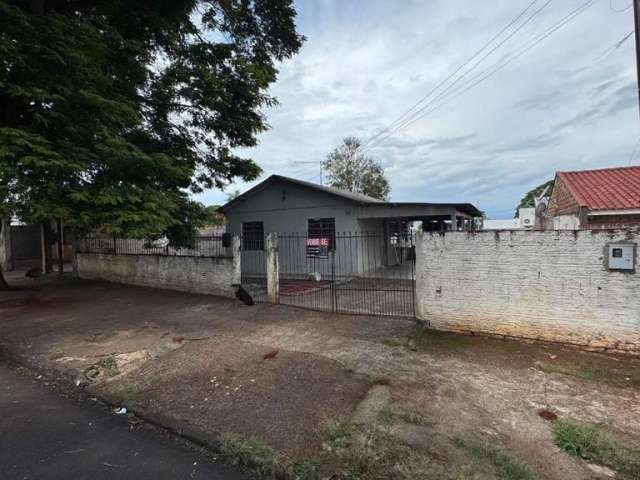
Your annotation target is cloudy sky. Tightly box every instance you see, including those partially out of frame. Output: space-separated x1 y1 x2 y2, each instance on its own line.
195 0 638 219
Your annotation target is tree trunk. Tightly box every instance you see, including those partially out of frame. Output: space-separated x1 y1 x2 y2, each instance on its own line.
0 264 10 291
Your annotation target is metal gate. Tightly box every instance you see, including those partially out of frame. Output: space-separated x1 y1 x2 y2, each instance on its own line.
277 232 416 318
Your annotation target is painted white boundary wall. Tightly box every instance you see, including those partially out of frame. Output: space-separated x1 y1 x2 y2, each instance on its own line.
77 253 237 298
415 229 640 353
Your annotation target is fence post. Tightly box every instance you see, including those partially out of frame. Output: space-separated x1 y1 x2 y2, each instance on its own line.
266 232 279 304
231 234 241 286
413 232 426 322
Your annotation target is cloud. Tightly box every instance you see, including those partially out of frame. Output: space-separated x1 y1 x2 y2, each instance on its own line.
194 0 639 219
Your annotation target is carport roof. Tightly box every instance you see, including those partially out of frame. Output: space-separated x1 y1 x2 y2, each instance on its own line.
221 174 482 217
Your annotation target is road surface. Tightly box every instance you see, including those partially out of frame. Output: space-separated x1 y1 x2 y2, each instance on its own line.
0 363 249 480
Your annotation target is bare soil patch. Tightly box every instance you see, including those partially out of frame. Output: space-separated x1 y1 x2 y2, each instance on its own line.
93 335 369 459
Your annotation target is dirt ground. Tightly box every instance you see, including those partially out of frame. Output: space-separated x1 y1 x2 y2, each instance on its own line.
1 276 639 479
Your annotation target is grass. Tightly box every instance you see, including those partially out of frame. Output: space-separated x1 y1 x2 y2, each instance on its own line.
111 382 137 405
553 419 640 479
410 325 477 351
382 337 404 348
368 375 391 387
95 356 119 377
320 419 434 480
540 363 640 388
219 434 277 476
375 407 397 427
454 437 535 480
399 411 431 427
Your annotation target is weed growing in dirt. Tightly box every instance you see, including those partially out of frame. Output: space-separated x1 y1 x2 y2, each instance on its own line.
319 418 437 479
322 419 353 447
111 383 137 405
399 411 431 427
368 375 391 387
285 459 321 480
383 337 404 348
540 363 640 388
454 437 535 480
220 434 276 476
553 419 640 479
410 325 476 351
95 356 119 377
376 407 397 427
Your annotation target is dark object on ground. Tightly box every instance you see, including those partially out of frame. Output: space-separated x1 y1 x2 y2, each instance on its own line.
0 363 248 480
538 409 558 421
262 349 279 360
172 336 185 343
25 267 43 278
235 286 254 306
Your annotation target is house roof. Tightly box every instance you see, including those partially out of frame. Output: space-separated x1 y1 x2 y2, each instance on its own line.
221 174 482 216
556 166 640 211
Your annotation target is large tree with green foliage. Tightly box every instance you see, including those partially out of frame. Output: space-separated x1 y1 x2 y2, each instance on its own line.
322 136 390 200
515 179 554 217
0 0 303 288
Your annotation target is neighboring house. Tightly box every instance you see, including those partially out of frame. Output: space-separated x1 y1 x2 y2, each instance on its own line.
547 166 640 229
220 175 481 276
483 207 536 230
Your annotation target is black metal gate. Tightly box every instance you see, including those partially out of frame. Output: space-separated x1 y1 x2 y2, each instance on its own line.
277 232 416 318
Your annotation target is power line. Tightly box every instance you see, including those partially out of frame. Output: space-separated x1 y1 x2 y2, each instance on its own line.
364 0 597 152
628 137 640 164
362 0 543 148
593 29 634 62
363 0 554 151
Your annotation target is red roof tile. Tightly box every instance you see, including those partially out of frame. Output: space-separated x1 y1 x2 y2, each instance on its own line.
556 166 640 211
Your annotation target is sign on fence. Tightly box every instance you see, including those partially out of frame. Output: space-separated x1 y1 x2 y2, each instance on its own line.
306 237 329 258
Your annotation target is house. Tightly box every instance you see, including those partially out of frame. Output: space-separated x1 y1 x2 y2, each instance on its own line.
220 174 481 276
546 166 640 229
221 175 481 236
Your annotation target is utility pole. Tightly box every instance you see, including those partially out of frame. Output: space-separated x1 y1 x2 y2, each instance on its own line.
634 0 640 118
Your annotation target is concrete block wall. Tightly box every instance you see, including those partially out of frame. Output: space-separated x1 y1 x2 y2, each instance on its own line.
77 253 235 298
415 229 640 353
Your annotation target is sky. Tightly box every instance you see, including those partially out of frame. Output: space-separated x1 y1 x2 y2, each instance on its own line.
194 0 638 219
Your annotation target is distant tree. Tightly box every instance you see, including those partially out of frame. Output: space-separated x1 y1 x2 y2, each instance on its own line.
322 137 390 200
204 206 226 226
226 190 242 202
0 0 303 288
515 180 554 217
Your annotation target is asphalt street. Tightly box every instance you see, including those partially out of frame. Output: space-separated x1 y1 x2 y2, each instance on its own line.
0 363 250 480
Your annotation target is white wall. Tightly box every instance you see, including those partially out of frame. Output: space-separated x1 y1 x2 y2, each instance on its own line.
415 230 640 353
77 253 236 298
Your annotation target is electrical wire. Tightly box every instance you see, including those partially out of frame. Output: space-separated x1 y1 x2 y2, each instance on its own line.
362 0 543 147
363 0 597 152
592 29 634 62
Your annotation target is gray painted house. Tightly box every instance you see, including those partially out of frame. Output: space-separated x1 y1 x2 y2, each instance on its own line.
221 175 481 277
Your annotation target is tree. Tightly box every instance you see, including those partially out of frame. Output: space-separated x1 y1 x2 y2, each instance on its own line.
322 137 390 200
515 179 554 217
204 205 226 227
0 0 303 288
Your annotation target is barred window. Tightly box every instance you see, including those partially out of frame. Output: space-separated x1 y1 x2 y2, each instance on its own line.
307 217 335 251
242 221 264 250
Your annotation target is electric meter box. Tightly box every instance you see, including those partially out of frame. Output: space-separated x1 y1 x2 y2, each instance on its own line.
606 243 636 271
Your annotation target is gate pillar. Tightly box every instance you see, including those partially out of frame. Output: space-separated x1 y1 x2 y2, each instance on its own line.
266 233 279 303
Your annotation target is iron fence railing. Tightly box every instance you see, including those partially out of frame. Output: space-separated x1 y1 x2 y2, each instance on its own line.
77 236 232 258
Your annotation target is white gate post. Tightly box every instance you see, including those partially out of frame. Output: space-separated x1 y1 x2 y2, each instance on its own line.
231 234 241 286
266 232 279 303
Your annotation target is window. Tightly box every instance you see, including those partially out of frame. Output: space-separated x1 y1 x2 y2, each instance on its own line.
242 221 264 250
308 218 335 251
